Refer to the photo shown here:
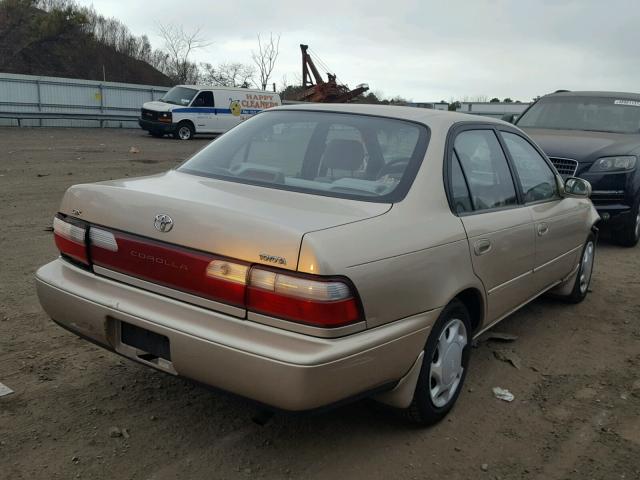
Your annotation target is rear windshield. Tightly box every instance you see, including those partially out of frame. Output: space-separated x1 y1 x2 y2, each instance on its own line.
517 95 640 134
160 87 198 106
178 110 429 202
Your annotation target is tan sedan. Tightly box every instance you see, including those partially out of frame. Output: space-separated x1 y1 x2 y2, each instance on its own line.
36 104 599 424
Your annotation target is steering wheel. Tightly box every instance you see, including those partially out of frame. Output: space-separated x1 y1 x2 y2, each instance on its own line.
377 158 410 177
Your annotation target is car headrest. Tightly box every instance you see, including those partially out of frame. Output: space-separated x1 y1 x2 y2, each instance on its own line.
323 139 365 171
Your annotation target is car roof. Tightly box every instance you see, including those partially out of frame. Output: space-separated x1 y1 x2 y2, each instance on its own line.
271 103 510 129
545 90 640 100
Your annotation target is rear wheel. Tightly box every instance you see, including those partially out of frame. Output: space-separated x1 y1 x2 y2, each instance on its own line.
173 122 194 140
613 200 640 247
404 299 471 425
558 234 596 303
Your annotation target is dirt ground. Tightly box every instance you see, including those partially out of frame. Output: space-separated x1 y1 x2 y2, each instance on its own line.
1 127 639 480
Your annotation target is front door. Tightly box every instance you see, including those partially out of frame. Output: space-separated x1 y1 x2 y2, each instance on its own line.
190 91 216 132
450 128 536 323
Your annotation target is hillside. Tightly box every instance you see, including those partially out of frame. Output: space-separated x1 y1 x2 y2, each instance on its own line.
0 1 172 85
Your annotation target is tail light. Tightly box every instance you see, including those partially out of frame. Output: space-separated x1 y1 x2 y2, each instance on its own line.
89 230 248 307
53 216 88 265
247 268 361 327
52 216 363 329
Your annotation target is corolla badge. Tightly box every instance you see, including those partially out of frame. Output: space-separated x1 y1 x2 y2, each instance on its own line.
154 214 174 233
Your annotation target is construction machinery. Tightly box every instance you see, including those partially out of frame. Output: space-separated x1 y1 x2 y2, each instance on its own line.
294 44 369 103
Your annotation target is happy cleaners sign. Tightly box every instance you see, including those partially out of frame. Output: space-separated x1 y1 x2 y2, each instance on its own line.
241 94 278 109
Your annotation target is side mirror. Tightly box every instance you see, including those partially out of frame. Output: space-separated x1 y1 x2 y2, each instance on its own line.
501 113 516 124
563 177 592 198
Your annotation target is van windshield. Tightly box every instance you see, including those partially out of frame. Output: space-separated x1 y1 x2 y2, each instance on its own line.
178 110 429 203
160 87 198 106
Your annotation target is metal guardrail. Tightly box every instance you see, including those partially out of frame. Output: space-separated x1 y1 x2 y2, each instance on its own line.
0 72 169 128
0 111 138 127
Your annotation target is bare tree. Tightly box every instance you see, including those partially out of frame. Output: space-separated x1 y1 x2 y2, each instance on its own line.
252 33 280 90
200 62 255 88
158 24 211 84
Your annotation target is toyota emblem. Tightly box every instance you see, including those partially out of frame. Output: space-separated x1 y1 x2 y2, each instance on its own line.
154 214 174 233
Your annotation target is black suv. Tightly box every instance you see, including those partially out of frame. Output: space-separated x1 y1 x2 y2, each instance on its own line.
511 91 640 246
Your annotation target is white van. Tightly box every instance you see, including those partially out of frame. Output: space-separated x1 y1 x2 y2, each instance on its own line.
139 85 282 140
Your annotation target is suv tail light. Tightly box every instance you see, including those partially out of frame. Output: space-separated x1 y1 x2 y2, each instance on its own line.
53 216 88 265
247 268 361 327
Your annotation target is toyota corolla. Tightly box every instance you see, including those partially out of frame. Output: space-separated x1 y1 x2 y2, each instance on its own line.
35 104 599 424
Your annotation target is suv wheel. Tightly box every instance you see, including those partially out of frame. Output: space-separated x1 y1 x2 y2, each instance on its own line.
614 200 640 247
404 299 471 425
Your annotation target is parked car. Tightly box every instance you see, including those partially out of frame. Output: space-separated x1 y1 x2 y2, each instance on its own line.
509 91 640 246
36 105 599 425
139 85 281 140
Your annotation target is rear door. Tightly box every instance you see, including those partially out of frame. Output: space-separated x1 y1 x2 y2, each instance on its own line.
498 130 585 290
448 126 537 323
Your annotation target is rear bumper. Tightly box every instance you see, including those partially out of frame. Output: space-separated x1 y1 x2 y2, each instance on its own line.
35 258 436 411
138 118 175 133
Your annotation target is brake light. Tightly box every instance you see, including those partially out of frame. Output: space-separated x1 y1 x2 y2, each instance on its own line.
247 268 361 327
53 216 88 265
52 216 363 328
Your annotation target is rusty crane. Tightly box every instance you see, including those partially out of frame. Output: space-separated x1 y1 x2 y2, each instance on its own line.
294 44 369 103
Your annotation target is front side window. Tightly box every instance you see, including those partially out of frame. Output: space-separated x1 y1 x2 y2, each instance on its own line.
501 132 558 203
160 87 198 106
454 130 518 211
192 91 214 107
179 110 429 202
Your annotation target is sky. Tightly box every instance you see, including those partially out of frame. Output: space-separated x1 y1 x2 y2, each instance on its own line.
75 0 640 103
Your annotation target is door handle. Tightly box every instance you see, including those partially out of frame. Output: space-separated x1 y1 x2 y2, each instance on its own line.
537 223 549 236
473 239 492 256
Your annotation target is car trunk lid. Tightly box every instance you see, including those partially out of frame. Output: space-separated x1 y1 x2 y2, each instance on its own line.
60 170 390 272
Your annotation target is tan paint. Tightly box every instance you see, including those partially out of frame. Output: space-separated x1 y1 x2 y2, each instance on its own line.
37 104 599 411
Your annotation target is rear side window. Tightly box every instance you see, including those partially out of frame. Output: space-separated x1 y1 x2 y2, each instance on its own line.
450 153 473 214
501 132 558 203
179 110 429 203
454 130 517 211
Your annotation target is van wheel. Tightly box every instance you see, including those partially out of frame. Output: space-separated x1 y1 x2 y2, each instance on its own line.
173 122 194 140
404 299 471 425
613 200 640 247
558 234 596 303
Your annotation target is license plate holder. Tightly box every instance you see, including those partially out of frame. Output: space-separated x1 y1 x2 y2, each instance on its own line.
121 322 171 361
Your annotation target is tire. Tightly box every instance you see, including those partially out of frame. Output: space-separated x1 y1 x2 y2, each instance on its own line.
173 122 194 140
404 299 472 426
149 130 164 138
558 234 596 304
613 200 640 247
